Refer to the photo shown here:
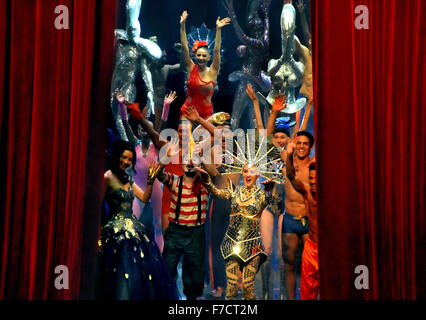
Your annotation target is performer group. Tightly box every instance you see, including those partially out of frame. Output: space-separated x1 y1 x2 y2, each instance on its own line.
99 0 318 301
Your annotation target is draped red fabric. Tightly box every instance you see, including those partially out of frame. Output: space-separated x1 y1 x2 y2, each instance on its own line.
0 0 117 299
313 0 425 299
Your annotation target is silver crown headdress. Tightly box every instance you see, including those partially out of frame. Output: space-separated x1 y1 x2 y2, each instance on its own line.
217 130 286 184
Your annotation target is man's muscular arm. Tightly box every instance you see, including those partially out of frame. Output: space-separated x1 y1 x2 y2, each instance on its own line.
285 143 307 196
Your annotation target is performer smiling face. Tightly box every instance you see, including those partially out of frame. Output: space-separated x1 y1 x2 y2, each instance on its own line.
183 160 200 178
242 164 260 187
119 150 134 171
295 132 314 159
295 135 311 158
195 47 210 67
273 132 290 148
111 140 137 179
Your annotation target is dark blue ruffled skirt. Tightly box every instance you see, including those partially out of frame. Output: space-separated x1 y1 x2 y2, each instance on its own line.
99 223 179 300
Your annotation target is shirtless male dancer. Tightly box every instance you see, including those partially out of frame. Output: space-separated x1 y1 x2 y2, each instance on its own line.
281 130 314 299
286 142 318 299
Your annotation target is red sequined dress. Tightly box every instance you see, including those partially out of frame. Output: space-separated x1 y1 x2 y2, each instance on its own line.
180 65 215 119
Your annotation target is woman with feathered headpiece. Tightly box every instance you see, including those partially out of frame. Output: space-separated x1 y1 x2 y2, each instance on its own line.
179 10 230 120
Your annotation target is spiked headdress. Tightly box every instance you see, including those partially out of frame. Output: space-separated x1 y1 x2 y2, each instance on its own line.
218 130 286 184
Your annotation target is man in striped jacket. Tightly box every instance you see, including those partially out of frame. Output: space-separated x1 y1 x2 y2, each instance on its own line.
156 161 209 300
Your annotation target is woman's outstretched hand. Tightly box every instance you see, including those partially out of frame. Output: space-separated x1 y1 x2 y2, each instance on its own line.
272 95 287 112
180 11 188 24
216 16 231 29
164 91 177 105
147 162 162 185
183 105 201 122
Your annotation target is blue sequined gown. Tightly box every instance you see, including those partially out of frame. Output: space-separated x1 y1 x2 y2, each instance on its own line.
100 178 179 300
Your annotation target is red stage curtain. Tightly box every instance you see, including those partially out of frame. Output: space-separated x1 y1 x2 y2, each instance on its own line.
313 0 425 299
0 0 117 299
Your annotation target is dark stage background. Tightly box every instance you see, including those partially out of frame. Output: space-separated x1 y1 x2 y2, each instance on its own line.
0 0 424 300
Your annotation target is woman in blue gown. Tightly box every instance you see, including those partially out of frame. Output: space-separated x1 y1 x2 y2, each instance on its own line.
99 140 179 300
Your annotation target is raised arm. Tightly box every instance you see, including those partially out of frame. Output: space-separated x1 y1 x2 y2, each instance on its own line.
155 162 175 189
299 94 313 132
173 42 187 72
266 95 287 135
260 0 272 46
198 146 232 187
130 162 158 203
222 0 265 48
164 63 181 76
285 143 307 195
200 159 218 177
199 168 233 200
180 11 195 73
116 91 139 146
210 16 231 73
160 91 177 130
127 103 167 150
183 106 217 136
246 83 264 130
295 0 311 49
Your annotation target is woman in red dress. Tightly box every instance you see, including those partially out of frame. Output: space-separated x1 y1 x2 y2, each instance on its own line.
179 11 230 120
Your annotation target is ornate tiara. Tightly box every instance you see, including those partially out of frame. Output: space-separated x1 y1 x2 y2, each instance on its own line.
219 131 286 184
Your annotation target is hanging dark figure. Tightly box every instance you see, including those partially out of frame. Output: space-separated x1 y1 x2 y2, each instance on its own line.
223 0 272 130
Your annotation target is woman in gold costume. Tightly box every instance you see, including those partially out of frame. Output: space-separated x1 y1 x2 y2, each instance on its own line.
199 163 275 300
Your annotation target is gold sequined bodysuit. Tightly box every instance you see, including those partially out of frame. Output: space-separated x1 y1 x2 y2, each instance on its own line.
205 178 271 266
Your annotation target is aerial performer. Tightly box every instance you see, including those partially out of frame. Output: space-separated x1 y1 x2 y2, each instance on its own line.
148 36 184 131
257 0 306 121
294 0 315 156
179 10 231 120
110 0 162 140
223 0 272 130
295 0 311 50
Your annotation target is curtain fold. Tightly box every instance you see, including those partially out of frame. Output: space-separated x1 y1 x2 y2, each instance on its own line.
0 0 117 299
313 0 425 299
